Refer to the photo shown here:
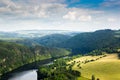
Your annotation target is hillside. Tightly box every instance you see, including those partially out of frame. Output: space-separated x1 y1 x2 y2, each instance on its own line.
33 45 71 58
0 41 71 76
33 34 71 47
0 30 80 47
12 34 71 47
59 29 120 54
70 54 120 80
0 41 34 76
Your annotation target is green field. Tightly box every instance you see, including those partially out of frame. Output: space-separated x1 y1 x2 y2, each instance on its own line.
71 54 120 80
77 77 90 80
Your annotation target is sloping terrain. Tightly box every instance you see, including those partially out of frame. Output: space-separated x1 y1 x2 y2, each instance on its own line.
0 41 71 76
71 54 120 80
59 29 120 54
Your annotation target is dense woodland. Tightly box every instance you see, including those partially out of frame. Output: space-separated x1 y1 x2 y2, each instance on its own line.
58 29 120 54
38 58 81 80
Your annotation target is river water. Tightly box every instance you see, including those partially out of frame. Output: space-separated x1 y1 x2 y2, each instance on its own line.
7 62 54 80
8 70 37 80
3 56 69 80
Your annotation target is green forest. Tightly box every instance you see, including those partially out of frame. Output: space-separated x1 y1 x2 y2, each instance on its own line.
0 41 71 77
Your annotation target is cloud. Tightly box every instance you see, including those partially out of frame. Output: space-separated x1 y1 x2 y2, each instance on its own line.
0 0 107 23
0 0 16 7
0 0 29 17
62 8 103 21
0 0 68 19
0 7 10 12
63 11 77 20
107 18 116 22
63 11 92 21
0 0 120 32
78 15 92 21
0 0 105 20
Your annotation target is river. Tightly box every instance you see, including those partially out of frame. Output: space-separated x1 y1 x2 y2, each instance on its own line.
8 70 37 80
1 56 69 80
1 58 53 80
7 61 54 80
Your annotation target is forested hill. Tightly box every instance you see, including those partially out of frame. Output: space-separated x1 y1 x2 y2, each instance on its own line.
58 29 120 54
0 41 71 76
32 34 71 47
12 34 72 47
0 41 34 76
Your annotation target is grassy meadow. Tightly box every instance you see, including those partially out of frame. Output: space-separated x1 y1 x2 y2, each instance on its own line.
69 54 120 80
77 77 90 80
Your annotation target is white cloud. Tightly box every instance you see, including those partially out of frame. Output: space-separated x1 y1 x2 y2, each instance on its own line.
0 7 10 12
78 15 92 21
62 8 95 21
63 11 77 20
107 18 116 22
0 0 104 20
37 10 48 18
63 11 92 21
0 0 68 18
0 0 120 31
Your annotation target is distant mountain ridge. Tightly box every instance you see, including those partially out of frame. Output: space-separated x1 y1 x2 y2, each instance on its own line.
15 30 81 38
57 29 120 54
32 34 71 47
0 30 80 39
1 29 120 55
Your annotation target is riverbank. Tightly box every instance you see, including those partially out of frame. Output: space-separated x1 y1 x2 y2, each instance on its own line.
0 55 70 80
0 58 53 80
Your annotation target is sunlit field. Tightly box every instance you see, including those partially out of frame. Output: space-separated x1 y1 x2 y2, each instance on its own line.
70 54 120 80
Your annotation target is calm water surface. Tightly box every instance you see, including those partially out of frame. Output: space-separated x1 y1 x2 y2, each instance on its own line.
8 70 37 80
7 56 67 80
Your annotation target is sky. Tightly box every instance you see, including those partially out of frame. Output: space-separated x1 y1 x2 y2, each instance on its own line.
0 0 120 31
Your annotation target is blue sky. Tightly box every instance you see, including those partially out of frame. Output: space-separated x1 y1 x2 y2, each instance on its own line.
0 0 120 31
66 0 104 8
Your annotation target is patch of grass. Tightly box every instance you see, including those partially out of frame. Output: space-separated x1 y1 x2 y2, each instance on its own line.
72 54 120 80
67 55 105 64
77 77 90 80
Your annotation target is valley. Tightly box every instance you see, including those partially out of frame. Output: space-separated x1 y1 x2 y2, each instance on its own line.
0 29 120 80
0 0 119 79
